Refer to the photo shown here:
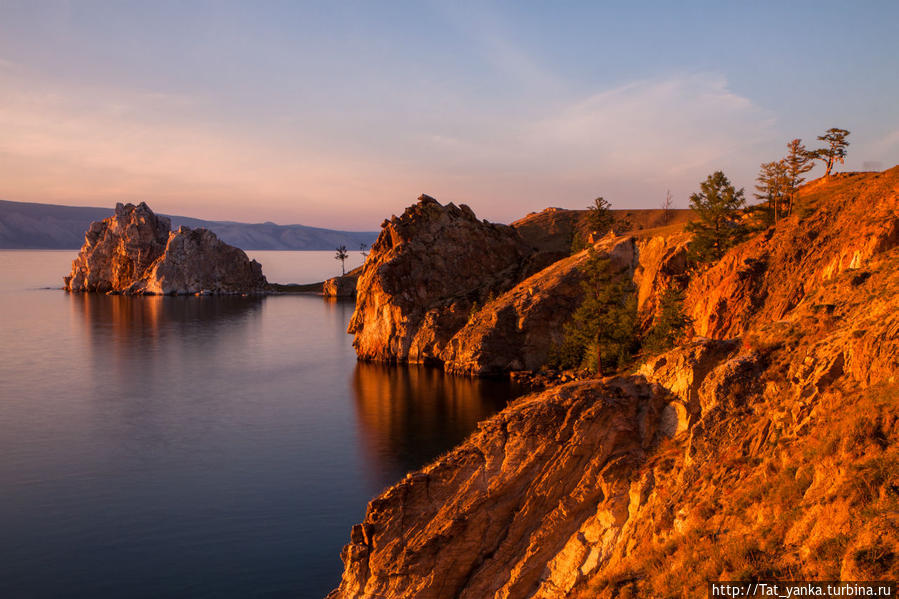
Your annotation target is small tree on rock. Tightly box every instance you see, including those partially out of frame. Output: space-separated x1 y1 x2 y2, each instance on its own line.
685 171 747 264
753 160 788 227
662 189 674 225
549 250 637 376
335 245 349 275
784 139 814 215
811 128 850 177
572 196 615 253
643 287 693 355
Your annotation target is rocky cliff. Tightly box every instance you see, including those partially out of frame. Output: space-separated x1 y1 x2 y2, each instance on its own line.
348 196 533 364
349 197 688 374
64 202 267 295
331 170 899 598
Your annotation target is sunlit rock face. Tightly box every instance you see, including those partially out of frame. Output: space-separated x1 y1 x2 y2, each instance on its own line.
64 202 171 293
64 202 266 295
348 195 533 364
323 274 358 298
327 377 676 599
686 168 899 339
348 196 691 374
331 169 899 598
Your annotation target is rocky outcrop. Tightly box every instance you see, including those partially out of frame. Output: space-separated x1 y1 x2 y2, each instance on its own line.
64 202 266 295
323 274 358 298
332 169 899 597
328 377 676 599
349 196 690 374
348 195 532 364
64 201 171 293
439 236 637 375
687 167 899 338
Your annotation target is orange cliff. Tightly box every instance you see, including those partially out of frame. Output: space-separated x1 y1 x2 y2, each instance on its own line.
330 169 899 598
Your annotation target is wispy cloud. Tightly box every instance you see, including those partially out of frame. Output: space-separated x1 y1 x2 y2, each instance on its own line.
0 69 779 226
413 73 777 214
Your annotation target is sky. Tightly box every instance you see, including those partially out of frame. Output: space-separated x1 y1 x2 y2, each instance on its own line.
1 1 897 230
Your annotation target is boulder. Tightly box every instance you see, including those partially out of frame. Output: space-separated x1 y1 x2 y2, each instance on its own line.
64 203 266 295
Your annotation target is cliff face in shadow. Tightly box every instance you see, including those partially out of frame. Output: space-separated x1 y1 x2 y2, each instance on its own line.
64 202 267 295
330 169 899 598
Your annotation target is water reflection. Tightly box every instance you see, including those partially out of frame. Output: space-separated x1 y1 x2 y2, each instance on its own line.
70 294 264 336
351 362 522 484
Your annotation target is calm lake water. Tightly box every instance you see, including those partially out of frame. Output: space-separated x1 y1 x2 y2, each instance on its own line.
0 250 519 599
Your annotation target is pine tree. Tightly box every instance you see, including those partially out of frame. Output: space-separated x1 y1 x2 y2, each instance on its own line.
643 288 692 354
783 139 814 216
550 250 637 375
572 196 615 253
753 160 788 227
685 171 747 264
587 196 614 235
810 128 850 177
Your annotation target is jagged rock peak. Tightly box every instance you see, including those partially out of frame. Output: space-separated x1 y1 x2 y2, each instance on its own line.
349 195 533 364
64 202 267 295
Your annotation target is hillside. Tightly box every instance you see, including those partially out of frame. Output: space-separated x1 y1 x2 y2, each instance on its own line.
329 170 899 598
0 199 377 250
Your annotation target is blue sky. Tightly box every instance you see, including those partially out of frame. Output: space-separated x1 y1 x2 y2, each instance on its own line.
1 1 897 229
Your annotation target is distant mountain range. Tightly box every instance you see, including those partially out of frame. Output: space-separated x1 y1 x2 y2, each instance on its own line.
0 199 379 250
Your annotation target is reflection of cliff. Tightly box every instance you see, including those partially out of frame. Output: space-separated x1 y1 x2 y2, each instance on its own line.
351 363 521 483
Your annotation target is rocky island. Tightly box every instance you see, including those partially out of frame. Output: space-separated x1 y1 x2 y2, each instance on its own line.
330 168 899 597
64 202 268 295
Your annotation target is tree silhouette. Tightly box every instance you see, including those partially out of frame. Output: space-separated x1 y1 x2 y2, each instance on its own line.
662 189 674 225
811 128 850 177
335 245 349 275
784 139 814 215
754 160 788 226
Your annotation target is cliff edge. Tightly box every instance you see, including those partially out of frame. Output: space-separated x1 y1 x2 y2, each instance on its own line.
331 170 899 598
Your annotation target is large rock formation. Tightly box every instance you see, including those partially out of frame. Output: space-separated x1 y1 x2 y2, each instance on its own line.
349 196 690 374
328 376 676 599
348 195 532 364
331 170 899 597
64 201 171 293
64 202 267 295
